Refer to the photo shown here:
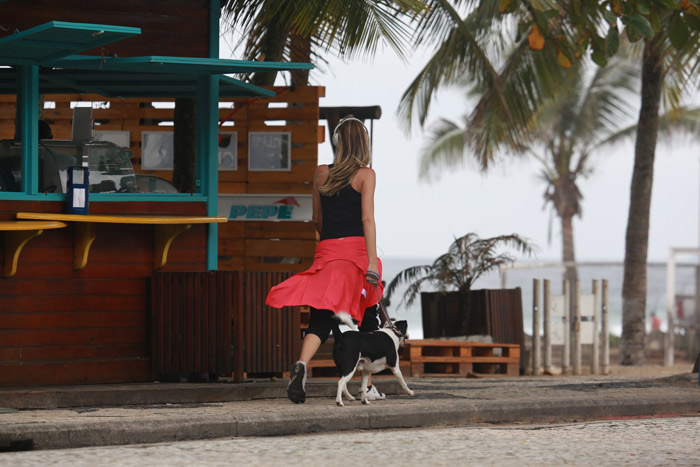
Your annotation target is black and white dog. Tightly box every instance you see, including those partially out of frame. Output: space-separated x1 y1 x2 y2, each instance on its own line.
331 313 414 406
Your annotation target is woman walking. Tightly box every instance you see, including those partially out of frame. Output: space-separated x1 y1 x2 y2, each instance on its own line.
266 116 383 404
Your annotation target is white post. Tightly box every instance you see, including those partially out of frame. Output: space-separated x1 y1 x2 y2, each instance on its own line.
592 280 600 375
602 279 610 374
562 280 571 375
572 280 581 376
532 279 541 375
543 279 552 374
665 250 676 366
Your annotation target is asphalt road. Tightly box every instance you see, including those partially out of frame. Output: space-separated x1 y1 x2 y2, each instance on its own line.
2 415 699 466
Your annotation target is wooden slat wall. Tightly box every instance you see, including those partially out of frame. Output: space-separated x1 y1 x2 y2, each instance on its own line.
0 0 210 58
0 86 324 272
481 288 526 371
217 87 323 272
151 271 233 380
234 271 299 379
0 200 208 387
151 270 299 381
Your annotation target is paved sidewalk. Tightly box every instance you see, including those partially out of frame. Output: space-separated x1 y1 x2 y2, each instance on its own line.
1 372 699 451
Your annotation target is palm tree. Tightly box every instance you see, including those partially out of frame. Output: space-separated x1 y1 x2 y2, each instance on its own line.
399 2 700 365
618 35 700 364
418 50 641 286
221 0 427 86
385 233 536 308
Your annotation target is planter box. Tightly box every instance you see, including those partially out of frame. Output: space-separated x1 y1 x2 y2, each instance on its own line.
420 288 525 372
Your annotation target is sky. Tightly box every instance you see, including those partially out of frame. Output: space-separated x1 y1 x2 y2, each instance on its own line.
220 34 700 265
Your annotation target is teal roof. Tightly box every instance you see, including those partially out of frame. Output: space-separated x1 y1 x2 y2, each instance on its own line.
0 69 276 98
0 21 141 65
47 55 313 75
0 21 312 98
219 75 276 98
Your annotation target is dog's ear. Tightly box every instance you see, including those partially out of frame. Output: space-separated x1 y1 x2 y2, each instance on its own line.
394 320 409 336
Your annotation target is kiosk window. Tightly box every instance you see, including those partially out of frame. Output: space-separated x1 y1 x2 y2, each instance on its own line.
1 139 180 194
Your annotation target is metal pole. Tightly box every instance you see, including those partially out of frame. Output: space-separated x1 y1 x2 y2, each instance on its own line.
693 265 700 361
572 280 581 375
602 279 610 374
592 280 600 375
697 155 700 360
543 280 552 374
562 280 570 375
532 279 541 375
665 249 676 366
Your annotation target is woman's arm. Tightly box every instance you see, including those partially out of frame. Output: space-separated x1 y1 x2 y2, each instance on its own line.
312 165 327 235
358 167 378 278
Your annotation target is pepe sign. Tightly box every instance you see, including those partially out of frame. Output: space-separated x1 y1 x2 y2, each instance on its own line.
219 195 312 221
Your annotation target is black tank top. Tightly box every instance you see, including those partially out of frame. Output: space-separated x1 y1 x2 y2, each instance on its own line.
319 166 364 241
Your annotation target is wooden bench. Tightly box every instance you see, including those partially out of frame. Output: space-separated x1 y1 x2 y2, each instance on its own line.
0 220 67 277
405 339 520 378
16 212 227 270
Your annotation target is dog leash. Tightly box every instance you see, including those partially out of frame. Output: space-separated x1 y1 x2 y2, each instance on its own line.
367 270 401 337
374 285 402 337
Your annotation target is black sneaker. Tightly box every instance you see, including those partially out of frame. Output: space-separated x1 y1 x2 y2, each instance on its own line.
287 361 306 404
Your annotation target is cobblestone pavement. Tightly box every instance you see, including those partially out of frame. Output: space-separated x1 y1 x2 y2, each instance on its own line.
2 416 699 466
1 373 699 452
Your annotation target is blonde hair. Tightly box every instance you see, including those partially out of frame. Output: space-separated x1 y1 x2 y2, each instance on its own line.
320 116 370 196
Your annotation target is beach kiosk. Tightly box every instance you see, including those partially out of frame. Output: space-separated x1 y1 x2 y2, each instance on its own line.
0 1 312 387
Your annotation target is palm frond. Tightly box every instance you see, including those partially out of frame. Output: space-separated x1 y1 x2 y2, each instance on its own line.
385 233 537 311
221 0 426 83
384 264 436 308
465 40 573 161
396 2 512 132
600 106 700 148
656 107 700 144
418 117 472 180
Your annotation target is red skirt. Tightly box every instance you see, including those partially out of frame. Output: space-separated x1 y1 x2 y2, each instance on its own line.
265 236 383 322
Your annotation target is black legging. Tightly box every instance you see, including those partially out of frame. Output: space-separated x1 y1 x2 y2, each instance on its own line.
305 306 381 344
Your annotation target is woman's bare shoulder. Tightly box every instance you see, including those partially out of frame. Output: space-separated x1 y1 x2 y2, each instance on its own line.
356 167 376 181
351 166 375 192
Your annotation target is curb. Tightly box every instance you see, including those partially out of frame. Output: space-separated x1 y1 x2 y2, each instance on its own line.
0 380 402 410
2 395 699 451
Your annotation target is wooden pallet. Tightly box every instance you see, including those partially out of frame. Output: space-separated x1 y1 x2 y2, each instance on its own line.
405 339 520 377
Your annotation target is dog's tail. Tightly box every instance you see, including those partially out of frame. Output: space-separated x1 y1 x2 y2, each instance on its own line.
331 312 356 343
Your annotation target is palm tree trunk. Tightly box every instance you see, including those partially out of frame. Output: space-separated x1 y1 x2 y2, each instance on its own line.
620 41 663 365
251 11 290 86
289 33 311 86
561 212 578 339
561 213 577 285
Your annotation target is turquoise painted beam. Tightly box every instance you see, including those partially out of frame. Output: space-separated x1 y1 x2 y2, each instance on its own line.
209 0 220 271
0 21 141 65
196 75 221 271
17 65 38 194
0 69 275 98
47 55 314 74
219 75 275 97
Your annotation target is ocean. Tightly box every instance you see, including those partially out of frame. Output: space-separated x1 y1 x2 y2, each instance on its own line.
380 256 700 339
